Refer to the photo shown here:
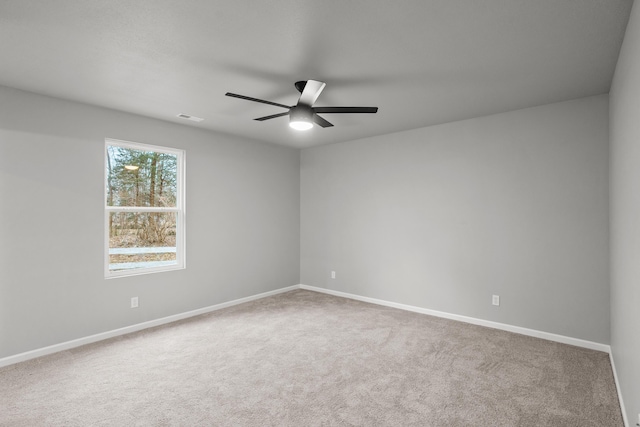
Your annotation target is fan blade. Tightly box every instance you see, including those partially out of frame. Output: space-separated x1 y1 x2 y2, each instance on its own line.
255 111 290 121
225 92 291 109
313 114 334 128
297 80 326 107
313 106 378 114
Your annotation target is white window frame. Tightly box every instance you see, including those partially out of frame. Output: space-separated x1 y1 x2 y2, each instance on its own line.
104 138 186 278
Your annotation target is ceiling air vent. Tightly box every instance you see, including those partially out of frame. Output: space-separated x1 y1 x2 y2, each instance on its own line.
177 114 204 122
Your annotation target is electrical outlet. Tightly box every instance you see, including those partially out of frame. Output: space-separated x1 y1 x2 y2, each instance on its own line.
131 297 139 308
331 271 336 279
492 295 500 306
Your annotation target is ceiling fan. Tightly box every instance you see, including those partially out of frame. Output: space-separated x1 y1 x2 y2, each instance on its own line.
225 80 378 131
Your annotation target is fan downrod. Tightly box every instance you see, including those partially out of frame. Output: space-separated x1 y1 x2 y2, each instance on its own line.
294 80 307 93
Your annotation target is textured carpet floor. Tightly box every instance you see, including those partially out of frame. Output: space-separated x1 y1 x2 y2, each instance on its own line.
0 289 623 426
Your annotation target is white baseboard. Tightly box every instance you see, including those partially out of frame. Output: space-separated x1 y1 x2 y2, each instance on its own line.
609 351 629 427
0 285 299 369
1 283 627 424
0 283 612 366
299 284 611 353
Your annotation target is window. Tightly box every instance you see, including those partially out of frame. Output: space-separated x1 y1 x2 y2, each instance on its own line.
105 139 185 278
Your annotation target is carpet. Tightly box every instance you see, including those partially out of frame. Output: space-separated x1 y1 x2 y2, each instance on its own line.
0 289 623 426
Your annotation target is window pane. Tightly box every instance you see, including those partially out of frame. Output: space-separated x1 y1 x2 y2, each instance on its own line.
106 145 177 208
108 212 177 272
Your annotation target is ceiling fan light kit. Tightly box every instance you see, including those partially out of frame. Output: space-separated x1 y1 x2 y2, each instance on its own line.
289 105 314 131
225 79 378 131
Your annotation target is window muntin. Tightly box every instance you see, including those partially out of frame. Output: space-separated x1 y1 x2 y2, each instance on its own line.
105 139 185 278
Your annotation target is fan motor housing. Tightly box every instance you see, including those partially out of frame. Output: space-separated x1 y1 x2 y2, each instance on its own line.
289 105 313 122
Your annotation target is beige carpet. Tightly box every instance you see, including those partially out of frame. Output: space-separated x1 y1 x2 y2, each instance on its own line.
0 289 623 426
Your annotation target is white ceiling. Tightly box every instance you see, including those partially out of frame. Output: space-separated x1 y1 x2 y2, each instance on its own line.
0 0 632 148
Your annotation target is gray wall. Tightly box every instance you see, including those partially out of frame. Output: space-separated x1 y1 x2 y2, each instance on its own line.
301 95 610 344
610 0 640 422
0 86 300 359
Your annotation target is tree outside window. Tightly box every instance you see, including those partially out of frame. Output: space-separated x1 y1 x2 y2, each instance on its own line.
105 139 185 277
